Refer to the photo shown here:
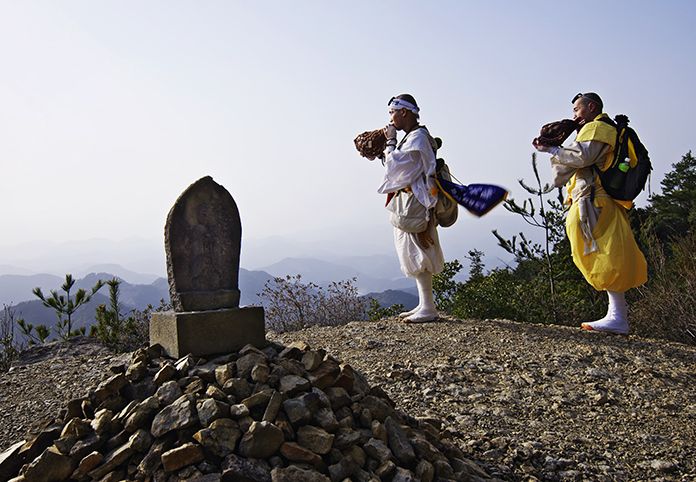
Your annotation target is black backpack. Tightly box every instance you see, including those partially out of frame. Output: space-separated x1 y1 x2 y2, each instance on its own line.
593 115 652 201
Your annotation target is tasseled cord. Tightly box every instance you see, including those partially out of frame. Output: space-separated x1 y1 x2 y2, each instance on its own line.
417 226 436 250
578 198 599 255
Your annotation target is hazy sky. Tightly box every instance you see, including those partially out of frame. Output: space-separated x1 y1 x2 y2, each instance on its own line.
2 1 695 264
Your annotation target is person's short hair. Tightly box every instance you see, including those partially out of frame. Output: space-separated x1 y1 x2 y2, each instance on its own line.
388 94 420 118
572 92 603 112
395 94 418 108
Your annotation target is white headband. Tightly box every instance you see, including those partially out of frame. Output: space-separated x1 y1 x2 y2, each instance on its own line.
388 97 420 115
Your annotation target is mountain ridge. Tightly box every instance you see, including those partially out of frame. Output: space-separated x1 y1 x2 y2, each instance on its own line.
4 264 419 344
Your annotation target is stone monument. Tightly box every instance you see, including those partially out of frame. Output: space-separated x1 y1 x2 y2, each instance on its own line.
150 176 265 358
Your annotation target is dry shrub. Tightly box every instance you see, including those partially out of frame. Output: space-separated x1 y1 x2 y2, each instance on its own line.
258 276 366 333
630 233 696 344
1 305 23 372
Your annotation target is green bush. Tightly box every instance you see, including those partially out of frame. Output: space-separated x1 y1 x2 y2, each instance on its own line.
32 274 104 341
90 278 169 352
366 298 404 321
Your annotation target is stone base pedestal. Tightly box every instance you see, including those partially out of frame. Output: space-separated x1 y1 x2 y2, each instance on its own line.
150 307 265 358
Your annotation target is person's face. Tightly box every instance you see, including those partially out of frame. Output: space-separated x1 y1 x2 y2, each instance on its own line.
573 99 597 125
390 108 408 131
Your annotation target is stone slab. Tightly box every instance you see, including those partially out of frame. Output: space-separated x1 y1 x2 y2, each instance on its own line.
177 289 240 313
150 307 266 358
165 176 242 312
0 440 26 481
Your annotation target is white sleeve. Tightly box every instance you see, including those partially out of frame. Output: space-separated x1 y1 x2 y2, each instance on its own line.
377 149 427 194
553 140 610 168
549 140 611 187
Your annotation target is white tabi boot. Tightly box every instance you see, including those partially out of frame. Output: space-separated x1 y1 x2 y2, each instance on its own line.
399 306 420 319
403 272 439 323
581 290 630 335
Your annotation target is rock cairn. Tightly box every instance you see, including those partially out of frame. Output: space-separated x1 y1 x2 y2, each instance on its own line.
1 340 493 482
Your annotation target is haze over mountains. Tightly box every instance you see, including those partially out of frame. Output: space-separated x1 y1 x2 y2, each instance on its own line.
1 216 523 274
0 246 419 307
0 216 529 335
0 265 420 343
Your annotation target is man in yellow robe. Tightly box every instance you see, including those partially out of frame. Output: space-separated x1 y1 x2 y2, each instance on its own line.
533 93 647 335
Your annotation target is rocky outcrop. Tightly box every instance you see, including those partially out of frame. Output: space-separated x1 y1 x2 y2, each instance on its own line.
4 317 694 480
1 340 492 482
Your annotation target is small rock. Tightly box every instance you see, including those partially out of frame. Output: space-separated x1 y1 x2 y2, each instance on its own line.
650 459 677 473
328 455 358 481
22 447 76 482
90 409 113 435
252 364 271 383
161 442 205 472
236 353 268 380
197 398 224 427
229 404 251 419
390 467 416 482
238 422 285 459
221 453 272 482
193 419 242 457
279 442 322 464
87 443 134 480
307 359 341 390
279 375 311 396
384 416 415 464
76 450 103 474
128 429 153 452
363 438 392 462
124 395 160 432
302 351 324 371
297 425 334 455
153 363 177 385
215 363 236 387
151 394 198 438
270 465 330 482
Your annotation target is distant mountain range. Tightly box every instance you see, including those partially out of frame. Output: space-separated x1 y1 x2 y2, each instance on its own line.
0 219 528 340
4 269 276 339
258 256 415 294
1 252 417 307
2 261 420 343
363 289 419 312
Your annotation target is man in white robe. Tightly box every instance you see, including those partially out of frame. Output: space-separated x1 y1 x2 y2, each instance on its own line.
378 94 444 323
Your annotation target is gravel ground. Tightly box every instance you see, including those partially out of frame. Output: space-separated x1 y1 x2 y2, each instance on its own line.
268 316 696 481
2 316 695 481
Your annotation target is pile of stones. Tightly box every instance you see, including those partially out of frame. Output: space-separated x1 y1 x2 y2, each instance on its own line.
0 340 493 482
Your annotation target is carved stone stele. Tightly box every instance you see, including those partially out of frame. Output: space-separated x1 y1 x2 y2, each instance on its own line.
152 175 265 358
165 176 241 312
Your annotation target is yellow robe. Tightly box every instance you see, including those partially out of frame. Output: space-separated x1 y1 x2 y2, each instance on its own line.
564 115 647 292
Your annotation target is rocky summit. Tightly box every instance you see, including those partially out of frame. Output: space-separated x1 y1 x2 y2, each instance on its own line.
1 316 695 481
0 334 493 482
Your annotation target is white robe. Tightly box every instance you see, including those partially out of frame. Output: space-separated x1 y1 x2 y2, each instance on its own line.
378 127 445 277
550 139 611 254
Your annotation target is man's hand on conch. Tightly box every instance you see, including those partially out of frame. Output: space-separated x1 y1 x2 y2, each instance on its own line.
533 139 549 152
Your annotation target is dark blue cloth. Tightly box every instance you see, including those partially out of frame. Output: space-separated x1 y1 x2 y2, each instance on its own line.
438 179 508 217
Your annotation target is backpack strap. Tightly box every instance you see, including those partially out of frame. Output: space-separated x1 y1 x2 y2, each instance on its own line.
395 125 438 191
596 116 617 128
397 124 436 152
590 115 623 182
